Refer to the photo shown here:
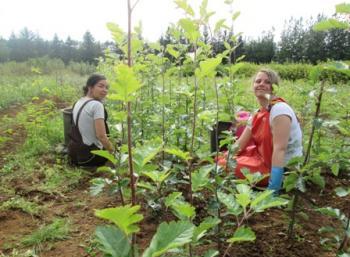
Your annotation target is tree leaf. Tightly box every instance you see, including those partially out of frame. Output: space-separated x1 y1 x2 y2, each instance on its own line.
166 45 180 59
217 191 242 216
235 193 251 208
111 64 142 102
317 207 341 218
336 3 350 14
95 226 131 257
106 22 126 48
313 19 349 31
231 11 240 21
192 216 221 242
164 147 191 161
283 172 298 192
331 163 340 176
174 0 195 16
133 138 163 168
90 178 106 196
252 192 289 212
171 202 196 220
335 187 350 197
214 19 228 34
142 220 194 257
164 192 183 208
192 165 212 192
178 18 200 42
196 56 223 79
203 249 219 257
91 150 117 165
95 205 143 236
227 226 256 243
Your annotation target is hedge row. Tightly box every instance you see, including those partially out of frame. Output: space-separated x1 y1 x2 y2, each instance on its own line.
230 62 350 84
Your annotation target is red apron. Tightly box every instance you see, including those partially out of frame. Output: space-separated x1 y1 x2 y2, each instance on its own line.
235 98 285 186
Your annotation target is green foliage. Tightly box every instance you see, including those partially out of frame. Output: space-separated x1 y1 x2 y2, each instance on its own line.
0 197 41 215
143 220 195 257
95 226 131 257
192 216 221 242
192 165 212 192
133 138 163 170
227 226 256 243
109 64 142 102
21 219 70 246
95 205 143 236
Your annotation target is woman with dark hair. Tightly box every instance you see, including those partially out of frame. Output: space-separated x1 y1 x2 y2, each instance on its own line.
68 74 114 166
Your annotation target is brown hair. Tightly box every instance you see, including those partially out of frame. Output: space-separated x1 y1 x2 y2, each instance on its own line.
83 74 106 95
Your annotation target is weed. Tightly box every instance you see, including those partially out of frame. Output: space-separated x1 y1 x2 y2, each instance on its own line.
21 218 70 247
0 197 41 216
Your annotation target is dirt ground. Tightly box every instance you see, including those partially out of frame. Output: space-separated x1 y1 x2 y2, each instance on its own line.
0 100 349 257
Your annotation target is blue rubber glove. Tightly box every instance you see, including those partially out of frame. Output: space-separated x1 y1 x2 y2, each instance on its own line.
267 166 284 194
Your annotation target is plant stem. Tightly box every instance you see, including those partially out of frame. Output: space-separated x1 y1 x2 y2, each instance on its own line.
188 45 198 205
303 81 324 165
339 216 350 251
127 1 137 256
288 192 299 239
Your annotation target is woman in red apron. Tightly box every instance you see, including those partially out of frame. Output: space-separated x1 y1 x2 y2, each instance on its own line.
234 69 300 193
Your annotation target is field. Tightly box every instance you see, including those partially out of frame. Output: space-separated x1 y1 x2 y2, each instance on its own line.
0 60 349 257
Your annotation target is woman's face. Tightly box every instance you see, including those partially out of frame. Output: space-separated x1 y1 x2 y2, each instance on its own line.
88 80 109 100
253 72 273 98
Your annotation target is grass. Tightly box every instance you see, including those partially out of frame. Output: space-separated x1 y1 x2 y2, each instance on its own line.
0 197 41 216
21 218 70 247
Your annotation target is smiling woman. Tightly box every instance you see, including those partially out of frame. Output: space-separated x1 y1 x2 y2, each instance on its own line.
68 74 114 166
229 69 303 193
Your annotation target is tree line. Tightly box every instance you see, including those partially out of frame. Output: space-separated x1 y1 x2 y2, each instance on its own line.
0 14 349 65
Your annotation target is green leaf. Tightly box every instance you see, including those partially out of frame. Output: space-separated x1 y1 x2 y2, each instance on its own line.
178 18 200 42
91 150 117 165
336 3 350 14
192 216 221 242
164 147 191 161
309 168 325 189
250 190 273 208
95 205 143 236
335 187 350 197
192 165 212 192
227 226 256 243
166 45 180 59
217 191 242 215
331 163 340 176
111 64 142 102
203 249 219 257
142 220 194 257
172 202 196 220
283 173 298 192
317 207 341 218
90 178 106 196
231 11 240 21
174 0 195 16
142 169 171 184
106 22 125 47
214 19 229 34
133 138 163 168
235 193 251 208
95 226 131 257
196 56 223 79
313 19 349 31
252 192 289 212
164 192 183 208
236 184 251 194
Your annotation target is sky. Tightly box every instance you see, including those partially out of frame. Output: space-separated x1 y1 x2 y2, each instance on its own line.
0 0 344 42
